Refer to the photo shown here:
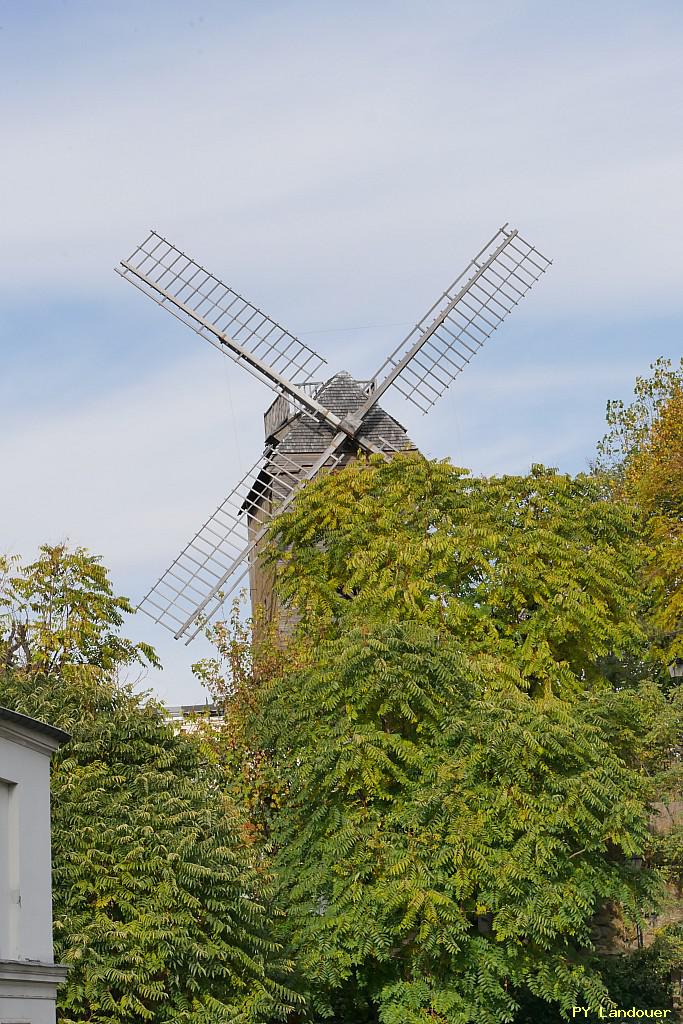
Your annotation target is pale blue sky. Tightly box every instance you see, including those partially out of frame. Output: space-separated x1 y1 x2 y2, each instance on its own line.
1 1 681 702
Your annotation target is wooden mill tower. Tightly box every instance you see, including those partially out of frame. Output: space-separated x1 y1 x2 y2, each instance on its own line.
245 371 414 626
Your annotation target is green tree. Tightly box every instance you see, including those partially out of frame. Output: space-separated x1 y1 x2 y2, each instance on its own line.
594 356 682 480
201 457 677 1022
0 543 157 676
595 357 682 667
0 545 297 1024
594 360 683 1013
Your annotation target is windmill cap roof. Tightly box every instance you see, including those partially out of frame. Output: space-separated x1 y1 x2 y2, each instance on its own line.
275 371 412 455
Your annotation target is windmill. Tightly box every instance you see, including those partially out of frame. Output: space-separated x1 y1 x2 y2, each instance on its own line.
117 224 551 643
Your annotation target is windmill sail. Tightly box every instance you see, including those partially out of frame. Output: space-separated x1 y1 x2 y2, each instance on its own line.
366 226 551 415
117 231 327 387
139 439 345 642
120 222 552 643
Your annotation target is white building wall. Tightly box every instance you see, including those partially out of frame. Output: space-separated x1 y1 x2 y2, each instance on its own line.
0 709 68 1024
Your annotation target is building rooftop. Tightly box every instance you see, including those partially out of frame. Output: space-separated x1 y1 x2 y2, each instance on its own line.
0 706 70 746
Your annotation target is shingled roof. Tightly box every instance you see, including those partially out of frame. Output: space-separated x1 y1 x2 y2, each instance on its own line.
277 371 413 455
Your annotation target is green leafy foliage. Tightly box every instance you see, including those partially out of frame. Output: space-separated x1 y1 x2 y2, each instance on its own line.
0 545 297 1024
0 543 158 675
594 356 682 479
200 457 678 1022
193 603 308 844
595 358 682 667
598 939 677 1011
591 363 683 1012
269 458 646 698
257 624 666 1022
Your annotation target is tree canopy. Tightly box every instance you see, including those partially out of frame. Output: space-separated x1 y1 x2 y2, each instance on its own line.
594 356 682 481
0 545 297 1024
595 359 682 669
0 543 157 676
198 458 679 1022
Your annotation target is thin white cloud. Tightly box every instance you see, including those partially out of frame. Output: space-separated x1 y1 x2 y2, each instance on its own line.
1 350 265 571
1 4 682 318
